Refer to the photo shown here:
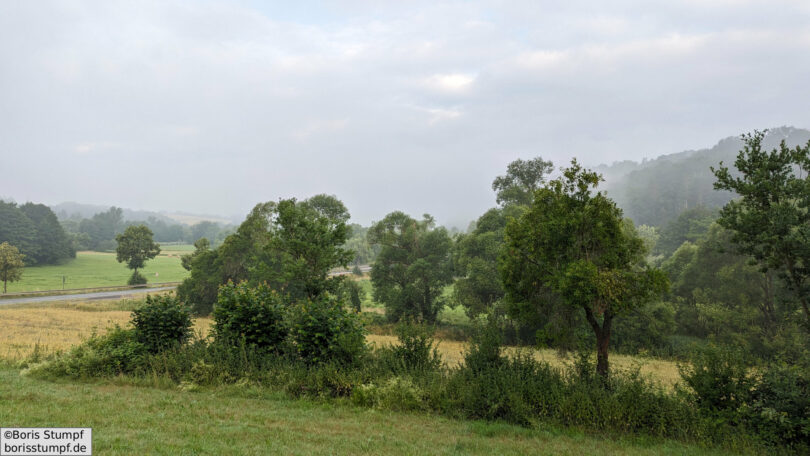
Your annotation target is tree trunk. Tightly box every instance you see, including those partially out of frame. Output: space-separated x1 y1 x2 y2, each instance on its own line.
583 305 613 380
595 314 612 379
3 279 6 293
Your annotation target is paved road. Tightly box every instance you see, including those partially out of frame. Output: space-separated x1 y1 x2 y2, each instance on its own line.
0 287 177 306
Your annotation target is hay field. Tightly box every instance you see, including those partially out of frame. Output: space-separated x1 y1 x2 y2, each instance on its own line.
0 295 211 359
367 334 683 390
0 297 682 390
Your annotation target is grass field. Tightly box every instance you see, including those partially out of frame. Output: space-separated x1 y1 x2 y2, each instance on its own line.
0 367 733 456
4 251 189 293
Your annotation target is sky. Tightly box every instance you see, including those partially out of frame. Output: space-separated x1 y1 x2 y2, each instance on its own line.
2 1 809 227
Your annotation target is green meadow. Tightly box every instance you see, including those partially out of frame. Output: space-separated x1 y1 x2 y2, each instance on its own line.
0 367 733 456
4 251 189 293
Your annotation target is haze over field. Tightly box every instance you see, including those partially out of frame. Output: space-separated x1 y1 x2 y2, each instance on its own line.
2 1 810 226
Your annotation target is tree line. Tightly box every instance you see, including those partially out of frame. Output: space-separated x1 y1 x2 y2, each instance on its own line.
58 207 233 251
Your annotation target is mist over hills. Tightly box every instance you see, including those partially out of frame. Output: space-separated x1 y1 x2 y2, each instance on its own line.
596 126 810 227
31 127 810 231
50 202 238 226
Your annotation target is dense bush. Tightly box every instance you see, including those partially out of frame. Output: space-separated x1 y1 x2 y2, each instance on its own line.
131 294 193 353
213 281 288 351
377 321 442 374
678 344 753 414
288 295 367 365
743 363 810 449
27 326 146 378
127 271 147 285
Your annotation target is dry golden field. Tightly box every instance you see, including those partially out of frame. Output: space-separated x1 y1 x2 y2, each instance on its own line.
0 296 682 390
366 334 682 390
0 294 212 360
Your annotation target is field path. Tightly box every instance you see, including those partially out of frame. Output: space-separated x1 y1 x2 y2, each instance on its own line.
0 286 176 306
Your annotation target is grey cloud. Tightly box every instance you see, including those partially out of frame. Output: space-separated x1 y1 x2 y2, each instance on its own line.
1 1 809 228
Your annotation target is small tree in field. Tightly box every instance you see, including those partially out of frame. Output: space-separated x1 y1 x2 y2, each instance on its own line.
116 225 160 285
0 242 25 293
501 160 668 378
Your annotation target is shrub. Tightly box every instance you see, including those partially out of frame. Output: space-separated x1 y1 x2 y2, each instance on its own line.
464 317 505 373
131 294 193 353
213 281 287 351
352 377 426 411
743 363 810 449
28 326 146 378
678 344 753 414
377 321 442 374
289 295 367 365
128 271 147 285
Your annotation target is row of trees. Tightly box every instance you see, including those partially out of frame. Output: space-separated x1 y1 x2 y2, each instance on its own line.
178 130 810 379
59 207 232 251
0 201 75 265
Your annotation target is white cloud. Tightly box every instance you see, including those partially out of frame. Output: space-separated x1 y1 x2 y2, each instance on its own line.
423 73 476 93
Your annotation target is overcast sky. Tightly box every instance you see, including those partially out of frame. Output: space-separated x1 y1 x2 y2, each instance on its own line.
2 1 809 226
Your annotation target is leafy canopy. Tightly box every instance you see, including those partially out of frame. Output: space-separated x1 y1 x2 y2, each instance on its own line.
712 130 810 326
501 160 667 377
0 241 25 293
115 225 161 272
491 157 554 207
368 212 453 324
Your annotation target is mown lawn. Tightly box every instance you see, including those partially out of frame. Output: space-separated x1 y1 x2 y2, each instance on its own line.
5 251 189 293
0 367 734 456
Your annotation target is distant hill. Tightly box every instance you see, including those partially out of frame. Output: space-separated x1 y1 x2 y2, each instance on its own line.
51 202 236 226
595 126 810 227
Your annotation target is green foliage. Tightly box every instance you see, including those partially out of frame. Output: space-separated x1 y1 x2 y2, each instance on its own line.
78 207 125 251
127 270 147 285
180 237 209 271
29 326 146 378
712 130 810 328
377 321 442 374
678 345 753 413
213 281 288 351
19 203 75 264
0 200 74 265
501 159 668 377
369 212 453 323
655 207 717 257
612 301 676 355
491 156 554 206
452 208 509 318
338 279 365 312
344 223 380 266
131 294 193 353
288 295 367 366
743 363 810 449
115 225 160 278
178 195 354 315
0 241 25 293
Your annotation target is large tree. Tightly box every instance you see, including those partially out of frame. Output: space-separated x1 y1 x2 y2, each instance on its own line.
0 242 25 293
19 203 75 264
454 157 554 319
501 160 668 378
368 212 453 323
116 225 161 285
712 131 810 328
177 195 354 314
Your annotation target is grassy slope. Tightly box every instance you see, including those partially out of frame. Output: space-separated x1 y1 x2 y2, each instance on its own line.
0 368 731 456
6 251 189 293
